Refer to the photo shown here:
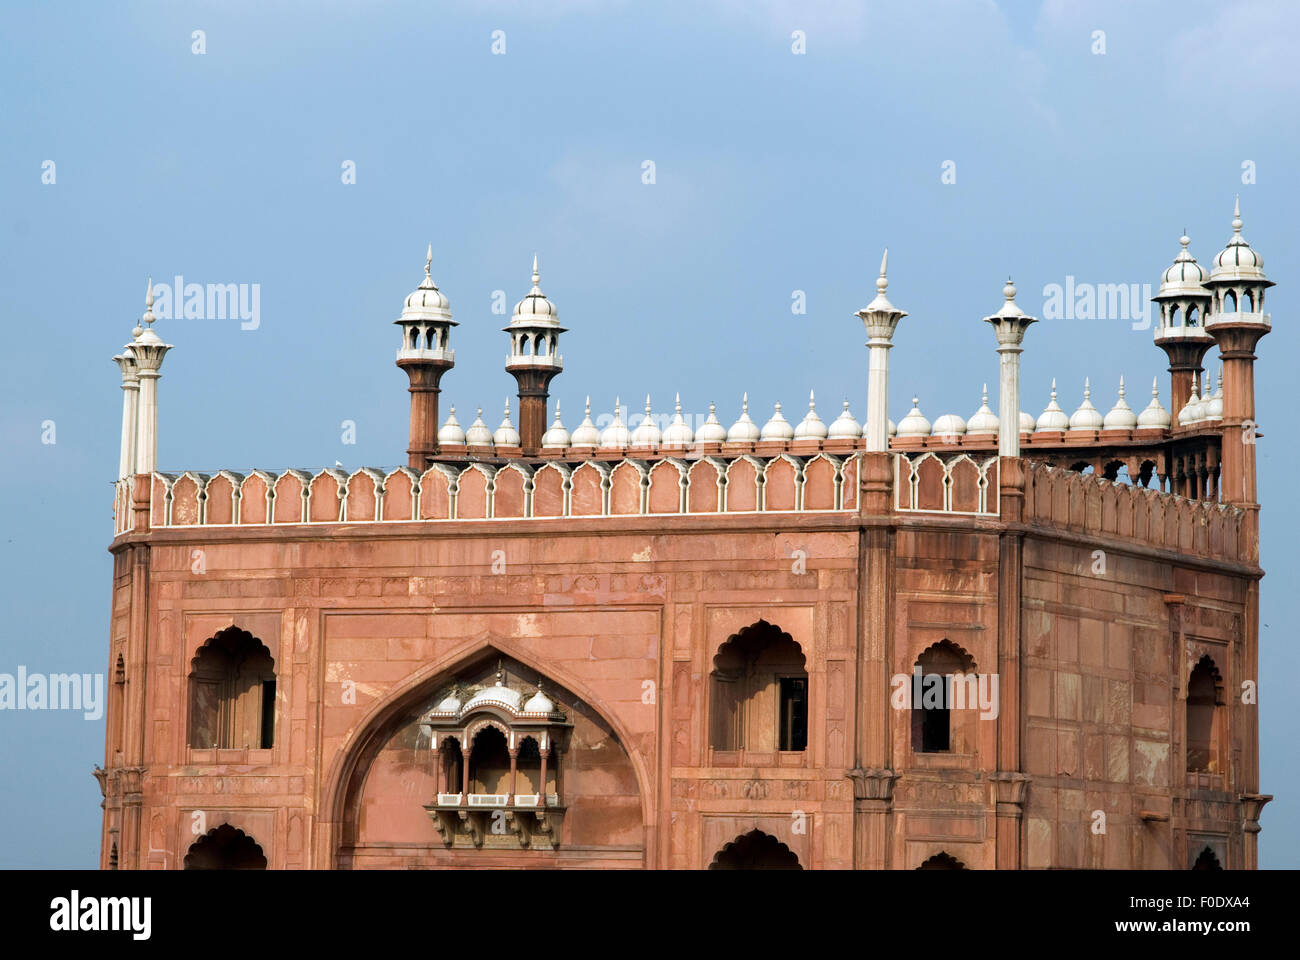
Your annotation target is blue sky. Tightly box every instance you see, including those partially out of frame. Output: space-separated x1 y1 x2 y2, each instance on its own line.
0 0 1295 867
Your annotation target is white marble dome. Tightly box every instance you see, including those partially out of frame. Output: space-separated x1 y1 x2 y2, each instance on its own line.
760 402 795 441
600 400 630 448
465 408 493 446
1137 377 1171 429
794 392 828 440
695 402 727 444
541 404 571 448
630 396 662 446
896 397 931 438
437 406 466 445
931 413 967 438
1210 200 1266 281
661 394 695 447
493 401 520 446
967 386 999 434
1102 378 1138 430
1068 379 1104 431
1036 380 1070 431
727 395 761 443
827 402 861 440
570 398 601 446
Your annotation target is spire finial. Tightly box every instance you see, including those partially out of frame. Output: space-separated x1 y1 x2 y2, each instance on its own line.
1152 376 1159 400
876 247 889 294
532 253 540 286
644 394 652 416
140 276 156 330
1233 195 1242 234
674 392 682 414
808 388 816 410
742 392 749 413
912 395 919 406
982 383 989 403
585 395 591 416
1003 276 1017 302
504 397 511 418
1084 377 1091 400
425 243 432 278
1118 375 1126 399
709 400 716 415
1050 377 1057 400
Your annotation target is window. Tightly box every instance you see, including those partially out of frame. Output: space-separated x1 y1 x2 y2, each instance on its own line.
779 677 807 751
709 620 807 753
911 639 978 755
1186 655 1223 773
188 627 276 749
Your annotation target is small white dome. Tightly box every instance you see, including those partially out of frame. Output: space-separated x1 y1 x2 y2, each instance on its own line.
1068 379 1104 431
600 399 630 448
967 385 999 434
760 402 795 441
896 397 931 438
465 672 521 713
523 682 554 714
727 394 761 443
1205 369 1223 420
1036 379 1070 431
1019 411 1036 433
401 246 452 322
511 255 559 321
1137 377 1171 429
1210 199 1266 281
465 408 494 446
1102 377 1138 430
931 413 967 438
570 397 601 446
435 687 462 713
630 396 661 446
1178 382 1206 426
493 400 520 446
794 391 828 440
541 404 571 448
437 406 466 445
695 402 727 444
661 394 695 447
1158 235 1210 293
827 401 861 440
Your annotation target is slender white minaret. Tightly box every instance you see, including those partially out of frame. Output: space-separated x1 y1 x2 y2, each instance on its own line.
130 278 173 476
855 249 907 452
112 342 139 481
984 278 1037 457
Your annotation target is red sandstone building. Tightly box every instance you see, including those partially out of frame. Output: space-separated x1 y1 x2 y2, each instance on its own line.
97 203 1271 869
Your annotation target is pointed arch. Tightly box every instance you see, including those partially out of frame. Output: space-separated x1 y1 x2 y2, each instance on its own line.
320 638 651 868
1192 846 1223 870
709 829 802 870
918 850 967 870
184 824 267 870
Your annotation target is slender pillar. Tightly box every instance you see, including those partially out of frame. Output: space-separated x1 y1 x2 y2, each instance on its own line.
395 246 456 470
539 747 549 807
984 279 1036 458
504 256 565 455
507 749 518 804
113 351 139 480
128 281 172 477
856 249 906 452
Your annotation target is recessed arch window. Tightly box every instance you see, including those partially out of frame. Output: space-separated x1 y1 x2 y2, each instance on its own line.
1186 655 1224 773
911 639 978 754
709 620 807 753
188 627 276 749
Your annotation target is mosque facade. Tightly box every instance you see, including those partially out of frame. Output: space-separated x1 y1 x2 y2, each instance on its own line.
97 201 1271 869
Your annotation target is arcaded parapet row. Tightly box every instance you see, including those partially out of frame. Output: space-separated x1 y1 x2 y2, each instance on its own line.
124 454 866 528
1022 460 1247 563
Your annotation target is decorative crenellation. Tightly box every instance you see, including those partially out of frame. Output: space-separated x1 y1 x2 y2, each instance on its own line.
1022 460 1247 564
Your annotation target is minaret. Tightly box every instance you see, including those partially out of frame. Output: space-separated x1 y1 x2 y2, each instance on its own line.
130 279 172 476
855 249 907 452
504 255 566 454
395 245 457 470
1152 233 1215 427
1205 198 1273 506
112 334 140 482
983 278 1037 457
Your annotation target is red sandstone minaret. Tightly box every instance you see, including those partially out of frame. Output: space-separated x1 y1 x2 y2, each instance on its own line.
1152 234 1215 428
1205 198 1272 507
395 245 457 470
504 256 566 455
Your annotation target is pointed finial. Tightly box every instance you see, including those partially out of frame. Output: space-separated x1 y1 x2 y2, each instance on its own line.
912 395 919 406
585 395 591 416
674 392 682 414
504 397 511 417
1050 377 1058 400
532 253 540 286
876 247 889 293
1003 276 1017 302
982 383 989 404
425 243 432 277
1180 232 1190 249
1083 377 1091 400
742 392 749 413
1118 376 1126 400
1233 195 1242 233
709 400 717 415
842 400 850 413
477 405 483 418
808 388 816 410
644 394 652 416
450 404 456 415
1152 376 1159 400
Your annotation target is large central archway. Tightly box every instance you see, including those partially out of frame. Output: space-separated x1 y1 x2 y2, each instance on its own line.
326 644 649 868
709 830 802 870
